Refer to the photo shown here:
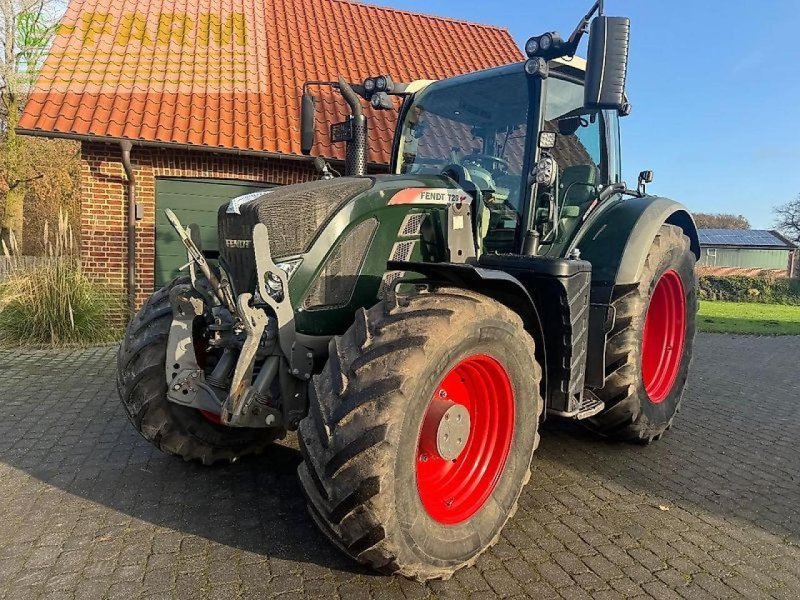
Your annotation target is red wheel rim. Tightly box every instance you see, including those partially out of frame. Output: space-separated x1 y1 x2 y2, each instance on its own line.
642 270 687 404
416 355 515 525
199 410 223 425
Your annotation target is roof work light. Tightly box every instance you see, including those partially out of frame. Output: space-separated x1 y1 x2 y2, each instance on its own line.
525 32 566 61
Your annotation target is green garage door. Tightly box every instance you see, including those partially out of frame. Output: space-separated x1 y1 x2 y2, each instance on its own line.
155 178 274 289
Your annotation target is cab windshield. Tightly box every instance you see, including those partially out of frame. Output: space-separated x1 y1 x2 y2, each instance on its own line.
397 67 531 251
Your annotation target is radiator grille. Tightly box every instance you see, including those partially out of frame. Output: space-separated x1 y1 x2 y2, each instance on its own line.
400 213 425 237
303 219 378 310
390 240 416 262
218 204 259 296
217 177 372 296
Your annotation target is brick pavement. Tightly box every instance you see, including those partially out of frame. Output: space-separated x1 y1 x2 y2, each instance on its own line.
0 334 798 599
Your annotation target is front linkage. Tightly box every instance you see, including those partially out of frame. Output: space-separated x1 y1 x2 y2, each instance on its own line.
161 182 479 434
164 210 312 432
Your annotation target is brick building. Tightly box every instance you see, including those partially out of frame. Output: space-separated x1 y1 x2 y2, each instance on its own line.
18 0 521 316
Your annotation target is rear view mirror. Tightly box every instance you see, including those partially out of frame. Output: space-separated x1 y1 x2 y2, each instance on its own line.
584 16 630 111
300 92 316 155
638 170 654 195
558 117 583 136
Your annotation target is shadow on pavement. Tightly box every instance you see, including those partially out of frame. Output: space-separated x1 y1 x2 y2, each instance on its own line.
1 333 799 576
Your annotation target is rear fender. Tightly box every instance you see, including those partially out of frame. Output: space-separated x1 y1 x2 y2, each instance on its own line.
574 196 699 292
572 196 699 388
387 261 548 401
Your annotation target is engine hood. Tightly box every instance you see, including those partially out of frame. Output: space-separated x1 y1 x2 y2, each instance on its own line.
217 174 465 298
218 177 373 295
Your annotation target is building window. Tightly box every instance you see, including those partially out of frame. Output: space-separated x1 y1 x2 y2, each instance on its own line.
706 248 717 265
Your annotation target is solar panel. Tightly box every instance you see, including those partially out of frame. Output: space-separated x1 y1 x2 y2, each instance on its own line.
697 229 790 248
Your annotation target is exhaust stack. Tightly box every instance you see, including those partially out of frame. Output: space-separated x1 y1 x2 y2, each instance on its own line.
300 79 369 177
337 77 368 177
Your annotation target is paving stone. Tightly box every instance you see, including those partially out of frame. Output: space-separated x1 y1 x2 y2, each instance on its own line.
0 335 797 598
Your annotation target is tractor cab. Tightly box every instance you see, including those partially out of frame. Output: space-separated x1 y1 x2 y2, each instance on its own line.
301 2 633 266
391 57 620 259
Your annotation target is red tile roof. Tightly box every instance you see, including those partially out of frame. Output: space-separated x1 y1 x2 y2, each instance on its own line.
19 0 522 164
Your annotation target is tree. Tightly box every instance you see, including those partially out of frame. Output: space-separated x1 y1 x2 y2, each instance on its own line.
1 0 60 246
693 213 751 230
774 196 800 244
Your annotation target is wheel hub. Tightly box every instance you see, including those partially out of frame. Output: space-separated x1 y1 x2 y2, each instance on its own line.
419 400 471 462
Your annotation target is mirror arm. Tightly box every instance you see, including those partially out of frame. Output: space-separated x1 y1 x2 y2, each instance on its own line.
598 182 647 201
303 81 338 93
598 182 626 203
303 80 366 116
566 0 602 55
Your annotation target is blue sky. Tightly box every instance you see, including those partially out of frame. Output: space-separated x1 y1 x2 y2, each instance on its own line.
368 0 800 228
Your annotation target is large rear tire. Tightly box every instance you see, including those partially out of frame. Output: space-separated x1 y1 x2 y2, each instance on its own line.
298 288 543 581
117 278 282 465
588 224 698 443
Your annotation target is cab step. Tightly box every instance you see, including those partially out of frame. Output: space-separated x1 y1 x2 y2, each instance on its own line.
547 391 605 421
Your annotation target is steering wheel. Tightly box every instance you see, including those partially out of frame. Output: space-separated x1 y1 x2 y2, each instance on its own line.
462 154 512 173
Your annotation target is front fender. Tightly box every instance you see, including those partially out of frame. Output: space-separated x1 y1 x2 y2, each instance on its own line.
387 261 548 400
574 196 700 289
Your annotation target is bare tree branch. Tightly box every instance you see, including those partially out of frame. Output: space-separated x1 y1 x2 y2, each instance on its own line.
774 195 800 243
6 171 43 190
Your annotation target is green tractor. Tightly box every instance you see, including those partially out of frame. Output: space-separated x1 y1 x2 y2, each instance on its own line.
118 1 698 580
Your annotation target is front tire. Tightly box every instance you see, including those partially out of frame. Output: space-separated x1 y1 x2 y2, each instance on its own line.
117 278 282 465
298 288 542 580
588 224 698 443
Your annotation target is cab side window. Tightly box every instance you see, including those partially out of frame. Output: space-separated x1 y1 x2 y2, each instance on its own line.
544 77 607 210
552 115 603 209
604 109 622 184
539 76 608 250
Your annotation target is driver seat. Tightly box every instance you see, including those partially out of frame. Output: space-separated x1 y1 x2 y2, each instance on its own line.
556 164 598 243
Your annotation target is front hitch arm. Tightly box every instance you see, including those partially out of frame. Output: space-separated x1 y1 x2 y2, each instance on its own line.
165 208 237 313
222 223 312 428
163 216 311 430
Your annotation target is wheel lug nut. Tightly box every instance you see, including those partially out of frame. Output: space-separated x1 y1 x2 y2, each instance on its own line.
419 453 429 462
438 390 447 398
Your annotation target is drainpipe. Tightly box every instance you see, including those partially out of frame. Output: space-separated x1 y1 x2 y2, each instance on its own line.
120 141 136 318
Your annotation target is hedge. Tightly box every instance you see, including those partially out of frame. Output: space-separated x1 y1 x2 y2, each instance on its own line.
699 275 800 305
